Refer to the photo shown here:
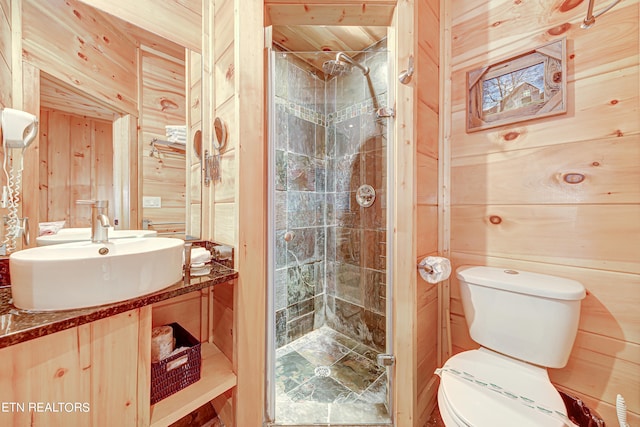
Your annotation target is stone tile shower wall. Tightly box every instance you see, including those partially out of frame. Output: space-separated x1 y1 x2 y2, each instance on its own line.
274 53 327 347
325 46 388 352
273 45 388 351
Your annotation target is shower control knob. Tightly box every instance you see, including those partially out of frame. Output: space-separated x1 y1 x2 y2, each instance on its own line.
356 184 376 208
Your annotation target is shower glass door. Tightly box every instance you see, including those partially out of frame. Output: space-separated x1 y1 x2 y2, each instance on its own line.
267 42 393 426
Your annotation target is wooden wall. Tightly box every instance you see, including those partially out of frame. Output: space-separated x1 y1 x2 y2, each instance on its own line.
22 0 137 116
446 0 640 424
39 109 114 227
208 0 237 247
0 0 10 108
186 51 202 239
200 0 240 423
415 0 440 424
139 48 187 237
0 0 11 246
76 0 202 53
8 0 140 243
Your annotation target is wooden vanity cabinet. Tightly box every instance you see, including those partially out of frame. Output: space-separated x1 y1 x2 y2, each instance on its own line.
0 308 149 427
0 282 236 427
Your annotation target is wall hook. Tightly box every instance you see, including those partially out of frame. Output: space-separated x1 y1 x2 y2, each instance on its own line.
399 55 414 85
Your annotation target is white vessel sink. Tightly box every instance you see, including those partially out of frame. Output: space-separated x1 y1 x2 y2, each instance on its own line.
36 228 158 246
10 237 184 311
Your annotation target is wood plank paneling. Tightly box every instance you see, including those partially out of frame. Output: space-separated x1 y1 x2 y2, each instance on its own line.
22 0 138 115
234 0 265 424
212 280 235 361
94 120 114 204
213 202 236 247
40 73 115 120
0 0 11 108
0 325 91 426
452 136 640 205
417 152 438 205
214 44 235 110
451 66 640 158
90 310 140 425
76 0 202 52
271 25 387 73
20 61 40 249
266 3 395 26
211 0 236 247
391 1 423 425
415 0 440 423
417 205 438 258
0 309 145 427
451 204 640 273
447 0 640 424
140 49 186 236
40 109 114 226
70 115 92 224
214 150 235 203
152 291 203 341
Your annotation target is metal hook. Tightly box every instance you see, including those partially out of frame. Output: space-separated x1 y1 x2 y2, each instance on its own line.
399 55 414 85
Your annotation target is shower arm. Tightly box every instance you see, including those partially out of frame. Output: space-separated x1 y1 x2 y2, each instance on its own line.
336 52 370 75
581 0 622 28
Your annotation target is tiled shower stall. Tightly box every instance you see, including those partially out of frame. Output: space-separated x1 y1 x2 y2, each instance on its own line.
271 41 391 424
273 41 388 353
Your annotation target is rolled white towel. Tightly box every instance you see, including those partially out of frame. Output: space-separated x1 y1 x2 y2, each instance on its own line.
191 247 212 265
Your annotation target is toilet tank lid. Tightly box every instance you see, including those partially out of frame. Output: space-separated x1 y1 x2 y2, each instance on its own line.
456 266 586 300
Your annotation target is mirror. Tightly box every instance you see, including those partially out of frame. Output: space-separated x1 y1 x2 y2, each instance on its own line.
193 130 203 160
29 1 202 241
213 117 228 152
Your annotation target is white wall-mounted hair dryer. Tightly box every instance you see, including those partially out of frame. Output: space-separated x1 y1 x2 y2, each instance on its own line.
1 108 39 253
1 108 38 149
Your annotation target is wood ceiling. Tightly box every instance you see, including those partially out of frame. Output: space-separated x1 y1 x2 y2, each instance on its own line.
39 5 185 120
272 25 388 72
267 2 393 74
40 2 391 118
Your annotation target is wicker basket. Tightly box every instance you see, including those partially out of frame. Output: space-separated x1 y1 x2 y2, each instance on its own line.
150 323 201 404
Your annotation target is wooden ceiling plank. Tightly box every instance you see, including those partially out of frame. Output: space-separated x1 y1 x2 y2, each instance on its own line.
41 73 116 120
267 4 395 26
76 0 201 52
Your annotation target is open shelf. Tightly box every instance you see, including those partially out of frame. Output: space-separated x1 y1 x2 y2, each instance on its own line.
149 342 236 427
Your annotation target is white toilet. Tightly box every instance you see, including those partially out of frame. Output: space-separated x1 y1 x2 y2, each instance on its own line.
437 266 586 427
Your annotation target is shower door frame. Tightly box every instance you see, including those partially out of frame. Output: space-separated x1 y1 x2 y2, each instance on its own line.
265 46 397 425
257 3 419 425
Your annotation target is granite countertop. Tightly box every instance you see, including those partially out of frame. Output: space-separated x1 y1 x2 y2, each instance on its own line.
0 262 237 349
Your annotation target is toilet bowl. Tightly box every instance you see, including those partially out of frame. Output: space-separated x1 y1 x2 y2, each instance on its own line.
436 266 586 427
437 349 573 427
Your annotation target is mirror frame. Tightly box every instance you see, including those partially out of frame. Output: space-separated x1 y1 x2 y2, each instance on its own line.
466 38 567 132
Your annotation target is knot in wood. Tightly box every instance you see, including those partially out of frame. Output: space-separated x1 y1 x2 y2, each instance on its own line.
489 215 502 225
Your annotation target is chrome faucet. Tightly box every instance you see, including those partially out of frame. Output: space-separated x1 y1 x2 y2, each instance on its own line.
76 200 111 243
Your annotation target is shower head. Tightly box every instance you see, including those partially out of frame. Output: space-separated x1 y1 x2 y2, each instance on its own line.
322 59 352 76
322 52 370 76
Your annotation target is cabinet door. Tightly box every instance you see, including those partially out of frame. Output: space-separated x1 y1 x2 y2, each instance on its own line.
89 308 148 426
0 308 150 427
0 323 91 426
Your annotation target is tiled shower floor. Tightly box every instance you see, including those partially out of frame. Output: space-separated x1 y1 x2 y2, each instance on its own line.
274 326 392 425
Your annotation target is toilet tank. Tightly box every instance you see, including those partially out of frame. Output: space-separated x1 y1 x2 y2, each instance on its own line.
456 266 586 368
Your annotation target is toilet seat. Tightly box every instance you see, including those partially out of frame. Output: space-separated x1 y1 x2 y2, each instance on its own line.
437 349 573 427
